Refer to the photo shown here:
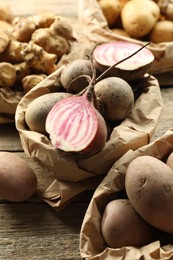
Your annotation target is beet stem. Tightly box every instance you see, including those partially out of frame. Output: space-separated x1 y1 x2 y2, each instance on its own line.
79 57 97 103
96 42 151 82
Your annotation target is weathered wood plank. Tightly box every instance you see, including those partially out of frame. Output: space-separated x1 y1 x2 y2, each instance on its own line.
0 201 88 260
0 123 22 151
0 0 78 17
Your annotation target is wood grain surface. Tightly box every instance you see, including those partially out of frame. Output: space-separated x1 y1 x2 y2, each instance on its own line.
0 1 173 259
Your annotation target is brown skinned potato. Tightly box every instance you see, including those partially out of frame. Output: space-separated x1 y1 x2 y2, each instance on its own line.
101 199 158 248
0 152 37 202
125 155 173 233
25 92 72 134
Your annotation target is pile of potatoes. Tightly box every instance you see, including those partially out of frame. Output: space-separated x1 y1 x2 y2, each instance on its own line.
101 153 173 248
0 5 74 93
98 0 173 43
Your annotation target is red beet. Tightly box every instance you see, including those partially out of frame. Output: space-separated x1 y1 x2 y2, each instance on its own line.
93 41 154 81
45 71 108 155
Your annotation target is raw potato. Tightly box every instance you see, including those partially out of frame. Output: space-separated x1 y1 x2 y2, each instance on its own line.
119 0 130 8
98 0 121 27
121 0 160 37
149 20 173 43
94 77 134 122
158 0 173 20
25 92 72 134
125 155 173 233
101 199 157 248
0 152 37 202
111 28 131 38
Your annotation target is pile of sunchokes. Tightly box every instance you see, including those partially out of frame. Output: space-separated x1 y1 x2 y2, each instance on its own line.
0 5 74 92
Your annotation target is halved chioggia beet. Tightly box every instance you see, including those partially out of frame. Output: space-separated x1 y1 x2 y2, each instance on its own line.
92 41 154 81
45 65 108 155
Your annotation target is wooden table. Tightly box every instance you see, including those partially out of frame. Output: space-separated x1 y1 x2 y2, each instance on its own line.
0 1 173 259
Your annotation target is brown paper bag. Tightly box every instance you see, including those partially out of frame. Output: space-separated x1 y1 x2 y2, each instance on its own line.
0 88 23 124
80 129 173 260
78 0 173 82
15 58 162 209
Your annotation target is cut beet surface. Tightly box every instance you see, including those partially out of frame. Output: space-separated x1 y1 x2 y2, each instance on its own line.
93 41 154 81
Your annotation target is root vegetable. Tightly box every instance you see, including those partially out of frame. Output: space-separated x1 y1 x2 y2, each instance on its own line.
158 0 173 20
23 43 57 74
111 28 131 38
98 0 121 27
149 20 173 43
25 92 72 134
101 199 158 248
12 11 56 43
31 28 69 58
0 40 57 74
0 5 13 23
31 18 73 59
94 76 134 121
0 21 13 36
121 0 160 38
32 11 56 28
14 62 31 82
22 74 47 93
60 59 93 93
0 62 16 87
0 152 37 202
125 155 173 233
93 41 154 81
13 16 36 42
46 71 107 155
50 17 73 40
0 40 28 63
0 31 10 53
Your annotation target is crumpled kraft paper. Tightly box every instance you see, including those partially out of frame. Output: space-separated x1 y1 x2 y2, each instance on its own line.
0 88 23 124
15 56 162 209
78 0 173 77
80 129 173 260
